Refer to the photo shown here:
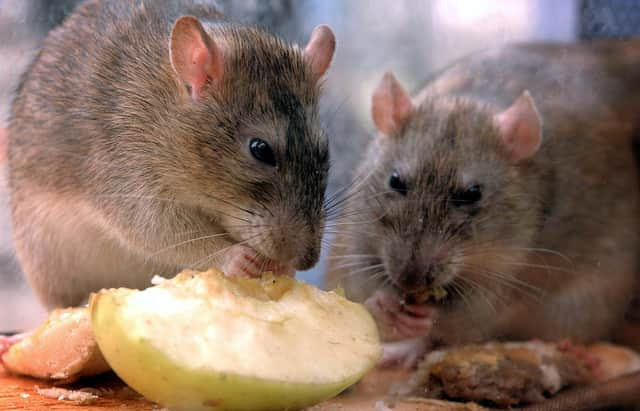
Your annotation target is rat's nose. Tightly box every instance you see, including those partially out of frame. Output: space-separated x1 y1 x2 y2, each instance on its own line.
266 210 322 271
294 244 320 270
397 264 436 290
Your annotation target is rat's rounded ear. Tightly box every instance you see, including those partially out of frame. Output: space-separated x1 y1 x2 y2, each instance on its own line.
494 90 542 163
170 16 224 101
371 72 413 137
304 25 336 83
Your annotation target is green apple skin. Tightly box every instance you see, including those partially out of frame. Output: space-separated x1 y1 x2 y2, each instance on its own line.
90 285 380 411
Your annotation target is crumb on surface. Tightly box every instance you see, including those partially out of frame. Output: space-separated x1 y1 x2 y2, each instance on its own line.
35 386 100 405
151 275 168 285
374 399 392 411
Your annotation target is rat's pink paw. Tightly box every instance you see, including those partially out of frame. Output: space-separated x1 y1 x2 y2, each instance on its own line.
364 291 437 342
222 245 266 278
380 338 428 369
222 245 294 278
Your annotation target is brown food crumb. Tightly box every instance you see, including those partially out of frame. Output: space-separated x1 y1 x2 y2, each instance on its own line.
393 341 593 407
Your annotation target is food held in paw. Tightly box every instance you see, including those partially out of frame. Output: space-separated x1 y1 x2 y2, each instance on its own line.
90 268 382 411
404 287 448 305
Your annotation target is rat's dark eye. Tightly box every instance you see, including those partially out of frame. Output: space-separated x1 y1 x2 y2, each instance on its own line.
389 171 408 195
249 138 276 167
452 184 482 207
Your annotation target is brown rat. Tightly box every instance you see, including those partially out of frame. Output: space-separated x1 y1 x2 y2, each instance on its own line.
7 0 336 309
326 40 640 358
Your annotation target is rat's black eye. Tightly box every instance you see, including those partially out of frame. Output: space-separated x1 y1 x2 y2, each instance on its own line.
389 171 408 195
249 138 276 167
452 184 482 207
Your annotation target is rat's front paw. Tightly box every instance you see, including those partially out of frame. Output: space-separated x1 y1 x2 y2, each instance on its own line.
380 338 428 369
222 245 267 278
222 245 294 278
364 291 437 342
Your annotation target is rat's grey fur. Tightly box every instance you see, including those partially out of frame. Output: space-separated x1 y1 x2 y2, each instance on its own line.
8 0 329 308
327 41 640 345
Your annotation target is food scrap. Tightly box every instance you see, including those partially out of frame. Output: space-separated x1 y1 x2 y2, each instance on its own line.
2 307 110 383
35 386 100 405
392 341 594 407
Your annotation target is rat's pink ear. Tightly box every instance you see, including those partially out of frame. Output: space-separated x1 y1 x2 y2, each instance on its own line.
494 91 542 163
303 25 336 82
371 72 413 137
170 16 224 101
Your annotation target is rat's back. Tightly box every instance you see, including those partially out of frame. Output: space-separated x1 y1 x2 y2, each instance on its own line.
6 0 224 306
8 0 222 189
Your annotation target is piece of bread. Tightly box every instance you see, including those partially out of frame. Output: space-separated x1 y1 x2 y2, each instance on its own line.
2 307 109 383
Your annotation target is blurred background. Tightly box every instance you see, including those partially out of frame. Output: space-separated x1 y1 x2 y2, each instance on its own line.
0 0 637 332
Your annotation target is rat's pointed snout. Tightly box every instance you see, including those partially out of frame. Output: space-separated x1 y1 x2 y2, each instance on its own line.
293 219 323 270
264 213 323 272
295 244 320 270
397 263 436 291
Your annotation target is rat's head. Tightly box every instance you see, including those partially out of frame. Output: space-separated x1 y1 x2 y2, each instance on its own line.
146 17 336 271
361 72 543 300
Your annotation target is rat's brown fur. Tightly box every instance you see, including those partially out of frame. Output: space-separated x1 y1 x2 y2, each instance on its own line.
327 41 640 346
9 0 330 308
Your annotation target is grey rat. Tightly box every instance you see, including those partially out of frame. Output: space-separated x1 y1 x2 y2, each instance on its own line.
327 41 640 361
7 0 336 309
326 41 640 409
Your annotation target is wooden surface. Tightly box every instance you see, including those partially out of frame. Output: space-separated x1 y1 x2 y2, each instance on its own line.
0 366 155 410
0 366 440 411
2 324 638 410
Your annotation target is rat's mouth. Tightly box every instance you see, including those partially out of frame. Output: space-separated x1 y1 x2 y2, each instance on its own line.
221 227 303 276
401 283 458 306
265 259 296 277
244 251 296 277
